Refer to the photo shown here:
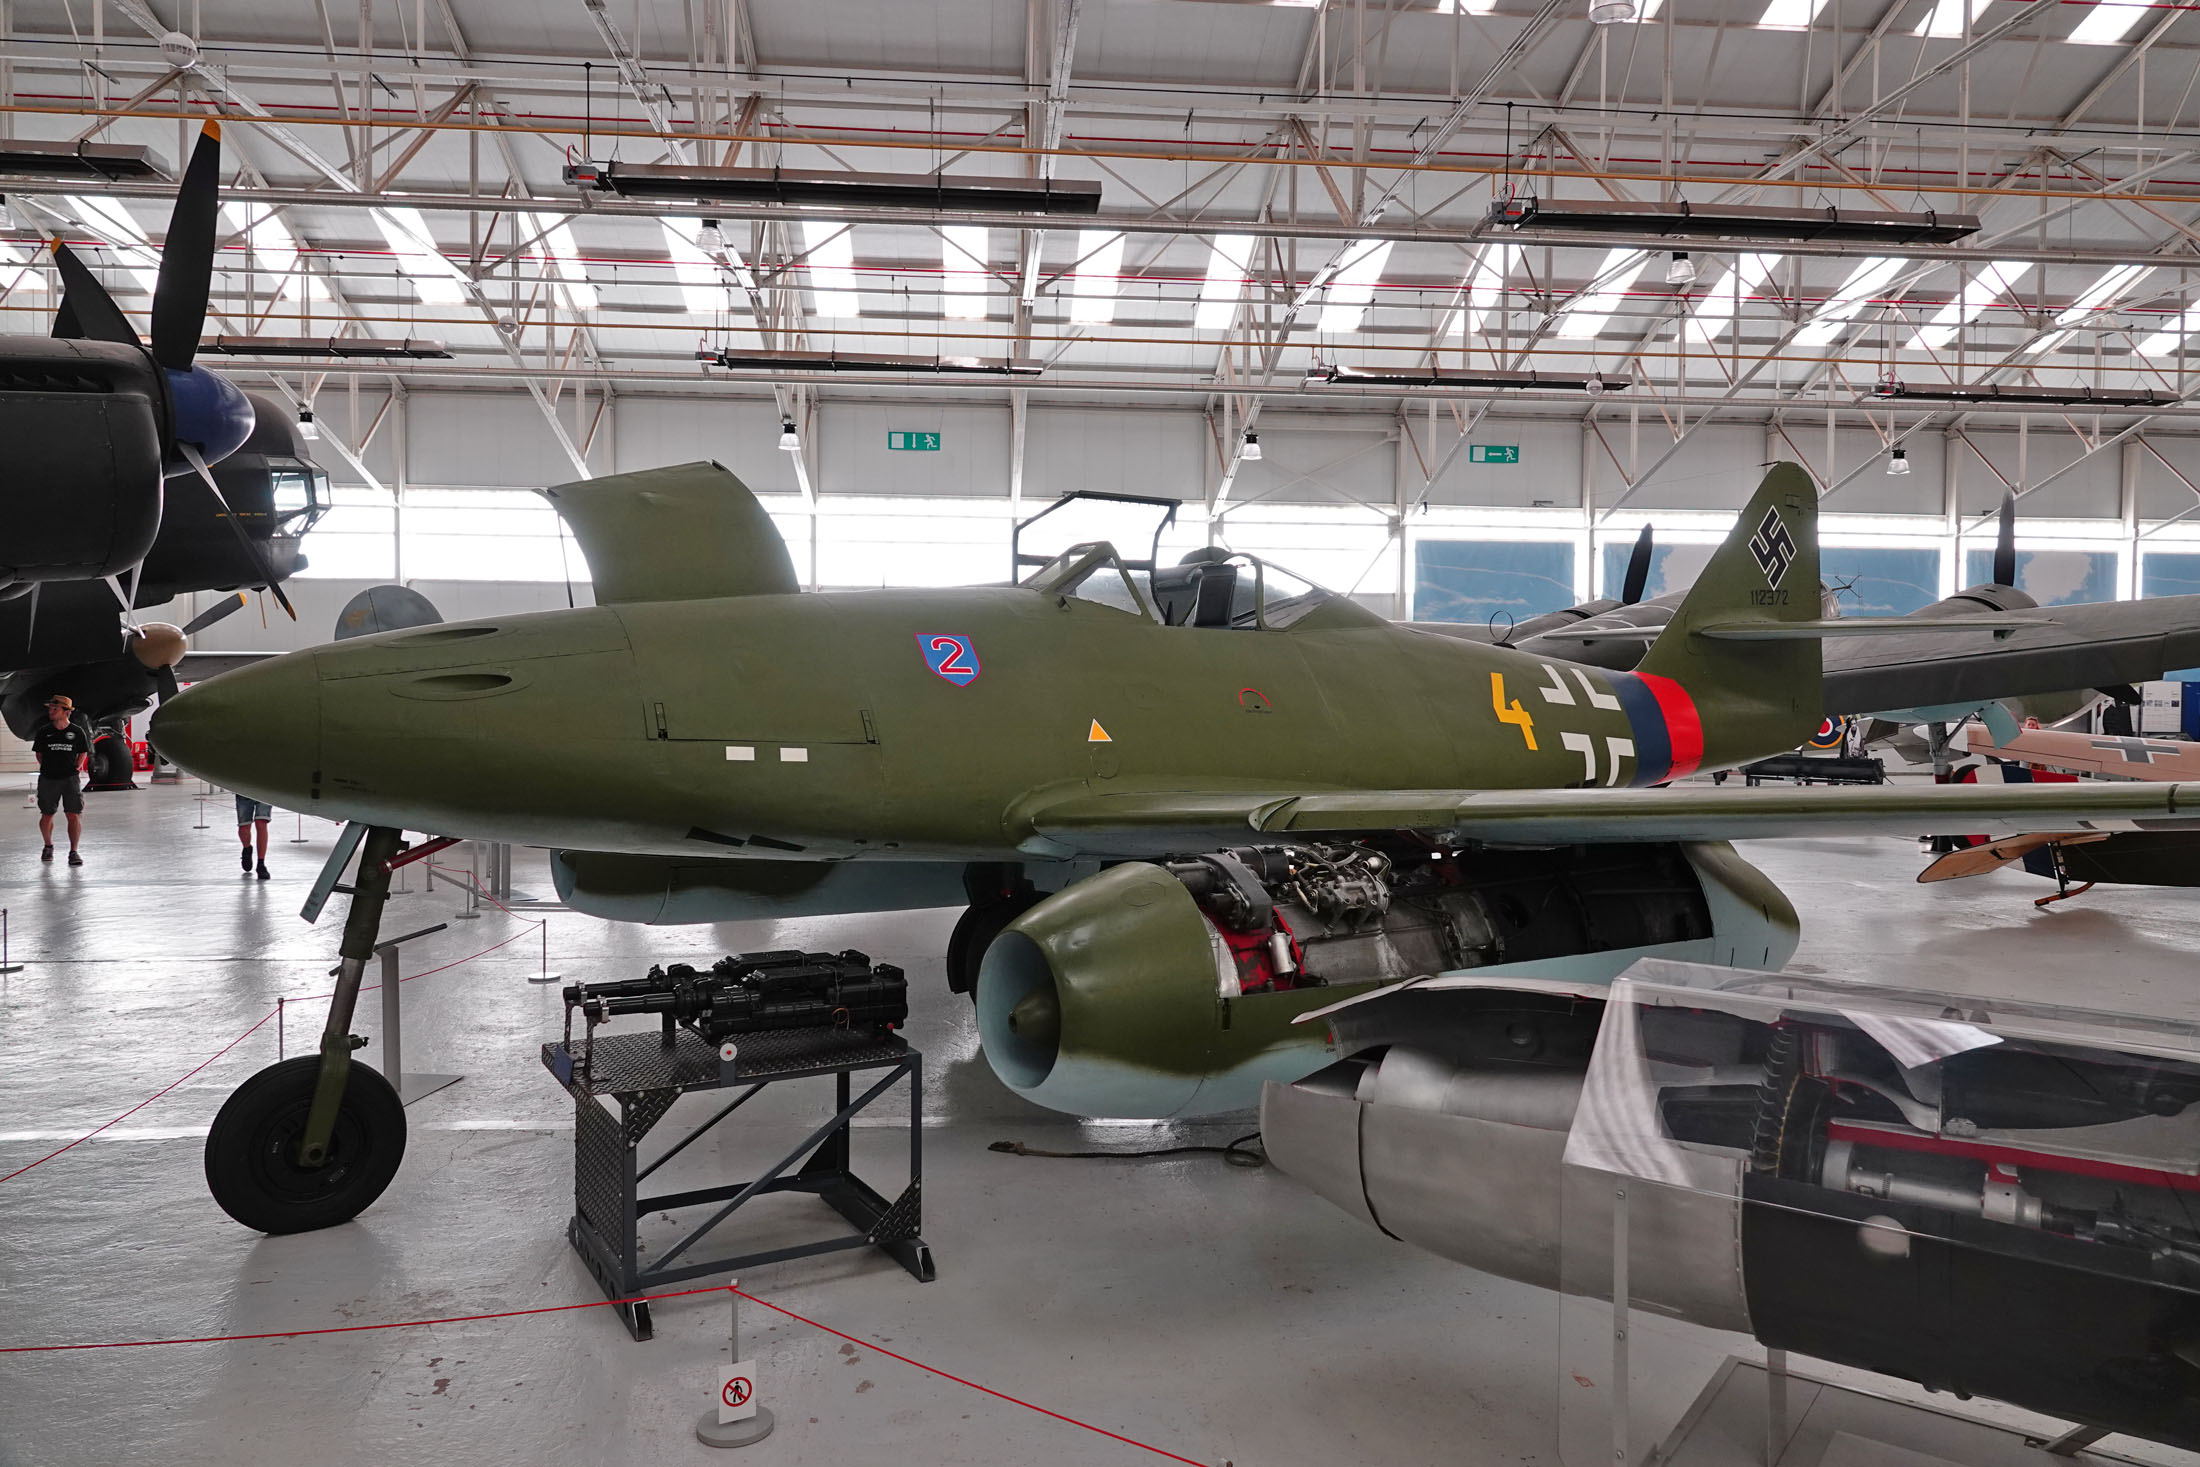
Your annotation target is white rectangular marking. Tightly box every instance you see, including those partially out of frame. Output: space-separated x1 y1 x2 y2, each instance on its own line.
1573 668 1621 711
1604 736 1634 786
1537 664 1577 705
780 747 808 763
725 745 755 761
1560 730 1597 783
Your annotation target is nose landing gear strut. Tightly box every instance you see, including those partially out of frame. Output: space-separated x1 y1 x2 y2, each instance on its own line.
205 825 409 1234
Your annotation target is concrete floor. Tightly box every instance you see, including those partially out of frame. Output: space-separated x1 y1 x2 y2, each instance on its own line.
3 774 2199 1467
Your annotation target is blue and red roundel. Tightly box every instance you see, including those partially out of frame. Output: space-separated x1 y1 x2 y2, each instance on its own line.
917 633 981 686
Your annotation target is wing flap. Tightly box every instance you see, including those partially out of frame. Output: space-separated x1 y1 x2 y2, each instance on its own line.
1023 781 2200 856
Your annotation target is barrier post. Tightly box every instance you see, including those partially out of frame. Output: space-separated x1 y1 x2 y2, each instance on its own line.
698 1283 774 1448
0 908 20 975
528 917 560 985
289 810 309 844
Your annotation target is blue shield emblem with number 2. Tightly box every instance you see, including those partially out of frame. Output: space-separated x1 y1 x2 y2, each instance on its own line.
918 633 981 687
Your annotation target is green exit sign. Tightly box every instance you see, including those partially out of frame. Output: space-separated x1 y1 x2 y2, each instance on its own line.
887 430 942 451
1469 444 1520 465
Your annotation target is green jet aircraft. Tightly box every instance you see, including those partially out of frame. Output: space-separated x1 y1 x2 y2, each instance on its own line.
151 459 2200 1234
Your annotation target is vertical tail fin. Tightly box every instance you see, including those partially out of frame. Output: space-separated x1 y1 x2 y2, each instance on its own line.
1635 462 1820 768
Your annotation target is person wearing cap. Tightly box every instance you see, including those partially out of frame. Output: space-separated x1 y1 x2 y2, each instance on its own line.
31 695 91 866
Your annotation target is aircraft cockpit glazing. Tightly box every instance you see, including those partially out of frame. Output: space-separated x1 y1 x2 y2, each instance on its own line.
1022 540 1334 630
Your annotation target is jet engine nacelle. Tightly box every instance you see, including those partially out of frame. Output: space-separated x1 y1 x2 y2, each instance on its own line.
973 840 1800 1120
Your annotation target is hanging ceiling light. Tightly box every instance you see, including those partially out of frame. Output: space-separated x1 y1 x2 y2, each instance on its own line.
1886 447 1911 476
297 407 319 442
778 419 801 452
1239 431 1263 463
696 219 726 255
1589 0 1639 23
1665 251 1696 286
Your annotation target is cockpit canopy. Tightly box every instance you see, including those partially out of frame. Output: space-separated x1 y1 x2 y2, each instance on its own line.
1022 541 1340 630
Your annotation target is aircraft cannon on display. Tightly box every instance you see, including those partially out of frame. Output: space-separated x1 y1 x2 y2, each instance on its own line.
150 459 2200 1235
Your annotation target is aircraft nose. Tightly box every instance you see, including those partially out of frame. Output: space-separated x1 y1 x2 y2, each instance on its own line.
150 651 320 805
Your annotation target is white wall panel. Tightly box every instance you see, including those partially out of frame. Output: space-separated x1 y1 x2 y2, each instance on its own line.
609 396 799 493
1024 407 1207 502
819 401 1009 497
403 391 589 489
1419 418 1585 508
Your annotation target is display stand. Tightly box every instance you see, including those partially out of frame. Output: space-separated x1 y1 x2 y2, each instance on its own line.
543 1025 932 1341
376 922 459 1106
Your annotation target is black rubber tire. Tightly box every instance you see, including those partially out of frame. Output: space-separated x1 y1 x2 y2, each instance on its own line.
87 733 133 789
945 893 1044 997
204 1057 406 1234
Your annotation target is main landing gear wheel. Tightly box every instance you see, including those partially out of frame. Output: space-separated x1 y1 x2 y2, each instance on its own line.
946 892 1044 998
204 1056 406 1234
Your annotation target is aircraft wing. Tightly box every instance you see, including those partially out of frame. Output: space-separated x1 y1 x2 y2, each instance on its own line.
1962 723 2200 779
541 460 798 605
1824 597 2200 716
1019 780 2200 856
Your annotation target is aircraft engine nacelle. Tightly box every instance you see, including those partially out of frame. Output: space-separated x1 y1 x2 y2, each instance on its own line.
974 840 1801 1120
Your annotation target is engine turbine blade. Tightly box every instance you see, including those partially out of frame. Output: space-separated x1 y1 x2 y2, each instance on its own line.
48 241 142 348
150 123 221 372
178 443 296 621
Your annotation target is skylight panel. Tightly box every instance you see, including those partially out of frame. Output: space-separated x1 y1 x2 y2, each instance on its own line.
1318 238 1395 334
2070 0 2149 44
1435 0 1500 14
1757 0 1831 29
0 237 46 298
526 214 597 314
1684 252 1781 345
1915 0 1983 37
1793 255 1904 346
2026 264 2150 355
661 220 731 314
222 202 328 308
941 226 990 320
1554 248 1649 339
372 207 468 305
1906 259 2030 350
2137 308 2200 359
1195 234 1255 331
1448 243 1519 338
801 220 862 319
1068 230 1125 325
67 196 163 297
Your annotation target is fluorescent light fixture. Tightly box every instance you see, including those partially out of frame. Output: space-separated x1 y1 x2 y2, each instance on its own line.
1906 259 2031 350
1684 252 1781 345
1915 0 1983 37
1449 243 1519 338
1666 251 1696 286
779 419 801 451
67 195 163 296
200 336 450 358
1307 364 1628 393
1195 234 1255 331
1068 230 1125 325
941 225 989 320
1486 195 1977 245
1758 0 1831 27
1556 248 1650 338
800 220 862 318
2137 308 2200 359
1318 239 1395 334
1869 379 2175 408
563 160 1102 216
526 213 597 314
1794 255 1905 346
1886 448 1911 476
1239 432 1262 463
698 346 1040 376
371 207 468 305
0 140 159 179
2070 0 2149 44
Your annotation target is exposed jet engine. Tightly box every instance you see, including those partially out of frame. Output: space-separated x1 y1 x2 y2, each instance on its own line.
1264 971 2200 1450
973 840 1798 1118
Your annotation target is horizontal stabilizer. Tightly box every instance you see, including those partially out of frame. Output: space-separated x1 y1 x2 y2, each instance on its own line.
1917 833 2106 883
1538 614 2040 644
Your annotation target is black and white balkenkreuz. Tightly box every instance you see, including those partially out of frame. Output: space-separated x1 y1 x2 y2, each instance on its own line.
1749 505 1797 588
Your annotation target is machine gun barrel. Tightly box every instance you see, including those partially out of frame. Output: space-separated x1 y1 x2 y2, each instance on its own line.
561 948 908 1042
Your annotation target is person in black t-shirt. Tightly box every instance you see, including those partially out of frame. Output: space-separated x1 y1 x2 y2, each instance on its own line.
30 695 91 866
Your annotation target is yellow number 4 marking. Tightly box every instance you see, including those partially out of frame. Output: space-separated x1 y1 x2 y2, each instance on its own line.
1491 672 1538 751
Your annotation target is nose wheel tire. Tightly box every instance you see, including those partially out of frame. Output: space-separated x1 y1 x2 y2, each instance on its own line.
204 1056 406 1234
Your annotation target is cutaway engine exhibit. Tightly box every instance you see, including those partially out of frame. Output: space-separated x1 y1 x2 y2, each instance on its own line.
1263 963 2200 1450
973 840 1793 1119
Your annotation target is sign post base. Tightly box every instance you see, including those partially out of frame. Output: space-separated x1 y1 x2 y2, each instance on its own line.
696 1406 774 1449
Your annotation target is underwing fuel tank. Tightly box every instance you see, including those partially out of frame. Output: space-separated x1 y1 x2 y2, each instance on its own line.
973 840 1798 1119
1263 967 2200 1451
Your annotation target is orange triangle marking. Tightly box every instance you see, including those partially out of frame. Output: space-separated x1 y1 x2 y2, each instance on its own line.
1088 720 1112 743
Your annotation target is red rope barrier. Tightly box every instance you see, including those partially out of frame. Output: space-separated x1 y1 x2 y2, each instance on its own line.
731 1288 1212 1466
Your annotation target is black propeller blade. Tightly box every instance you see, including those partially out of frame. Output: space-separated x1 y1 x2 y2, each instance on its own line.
182 591 248 636
49 240 141 348
178 445 296 621
1621 522 1654 605
1994 492 2017 588
155 662 181 704
150 123 221 372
